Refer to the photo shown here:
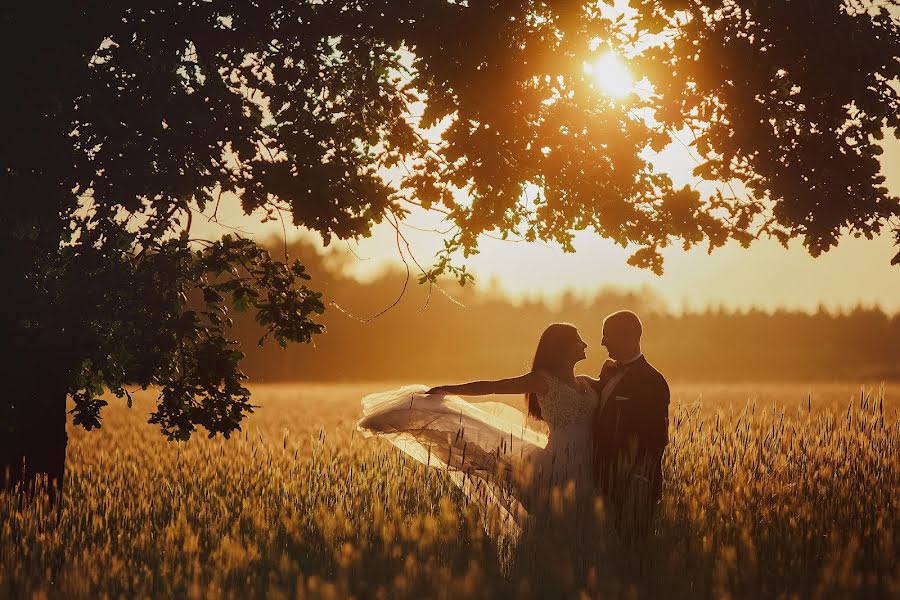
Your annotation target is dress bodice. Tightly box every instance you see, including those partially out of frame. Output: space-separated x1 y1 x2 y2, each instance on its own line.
536 374 598 429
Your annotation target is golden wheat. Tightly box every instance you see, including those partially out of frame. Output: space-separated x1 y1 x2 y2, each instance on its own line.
1 383 897 599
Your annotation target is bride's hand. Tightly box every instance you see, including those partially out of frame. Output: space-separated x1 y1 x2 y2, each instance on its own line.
426 387 447 395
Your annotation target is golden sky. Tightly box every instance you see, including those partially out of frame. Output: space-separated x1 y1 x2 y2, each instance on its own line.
191 127 900 315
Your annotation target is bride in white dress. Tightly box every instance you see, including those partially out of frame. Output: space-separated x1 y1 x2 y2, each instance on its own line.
357 323 599 552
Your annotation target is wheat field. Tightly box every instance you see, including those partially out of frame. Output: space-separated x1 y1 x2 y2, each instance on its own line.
1 382 898 599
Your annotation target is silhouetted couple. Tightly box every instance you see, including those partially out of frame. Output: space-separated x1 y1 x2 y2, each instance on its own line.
358 310 669 551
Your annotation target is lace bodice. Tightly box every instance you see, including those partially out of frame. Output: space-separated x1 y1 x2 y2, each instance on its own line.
537 374 598 428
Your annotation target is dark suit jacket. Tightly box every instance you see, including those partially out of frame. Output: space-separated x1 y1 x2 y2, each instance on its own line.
591 356 669 502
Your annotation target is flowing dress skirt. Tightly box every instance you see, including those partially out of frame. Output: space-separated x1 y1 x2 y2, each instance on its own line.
357 385 556 547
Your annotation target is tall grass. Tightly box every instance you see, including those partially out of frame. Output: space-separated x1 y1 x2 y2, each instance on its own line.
1 384 897 598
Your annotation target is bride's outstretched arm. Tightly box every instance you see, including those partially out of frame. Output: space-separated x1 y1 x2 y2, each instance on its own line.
427 372 548 396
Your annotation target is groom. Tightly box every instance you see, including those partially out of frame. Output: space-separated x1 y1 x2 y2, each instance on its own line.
591 310 669 526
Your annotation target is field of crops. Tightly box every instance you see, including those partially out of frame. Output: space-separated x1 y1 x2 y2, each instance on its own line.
2 381 898 599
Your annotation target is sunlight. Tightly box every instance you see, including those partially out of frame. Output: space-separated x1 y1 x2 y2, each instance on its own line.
584 52 634 98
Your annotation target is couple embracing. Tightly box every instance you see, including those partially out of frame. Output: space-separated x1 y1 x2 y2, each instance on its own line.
358 310 669 548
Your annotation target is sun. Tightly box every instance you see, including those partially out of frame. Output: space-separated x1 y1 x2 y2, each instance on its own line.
584 53 634 98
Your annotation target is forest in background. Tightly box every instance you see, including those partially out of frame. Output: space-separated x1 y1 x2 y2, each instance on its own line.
230 239 900 383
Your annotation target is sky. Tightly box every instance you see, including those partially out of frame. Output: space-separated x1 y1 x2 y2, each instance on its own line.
190 125 900 315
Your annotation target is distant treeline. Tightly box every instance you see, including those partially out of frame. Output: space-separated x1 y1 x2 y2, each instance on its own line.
230 240 900 383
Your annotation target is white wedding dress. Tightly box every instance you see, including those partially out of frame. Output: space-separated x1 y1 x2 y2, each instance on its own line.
357 374 599 549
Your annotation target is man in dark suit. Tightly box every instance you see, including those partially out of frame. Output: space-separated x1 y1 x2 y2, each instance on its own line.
590 310 669 531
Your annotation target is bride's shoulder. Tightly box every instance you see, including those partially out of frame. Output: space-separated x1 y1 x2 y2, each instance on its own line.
575 374 599 394
528 370 553 394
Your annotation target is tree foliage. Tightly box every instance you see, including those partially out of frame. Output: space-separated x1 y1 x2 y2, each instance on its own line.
631 0 900 259
65 235 324 439
1 1 898 444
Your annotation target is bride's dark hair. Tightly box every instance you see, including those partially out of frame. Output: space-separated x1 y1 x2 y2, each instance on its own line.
527 322 579 420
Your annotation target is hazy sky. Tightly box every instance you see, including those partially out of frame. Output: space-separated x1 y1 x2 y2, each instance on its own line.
191 126 900 314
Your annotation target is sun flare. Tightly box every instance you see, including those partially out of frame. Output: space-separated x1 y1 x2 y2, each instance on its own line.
584 53 634 98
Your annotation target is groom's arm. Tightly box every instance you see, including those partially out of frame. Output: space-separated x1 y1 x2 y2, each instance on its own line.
618 372 669 459
633 375 670 456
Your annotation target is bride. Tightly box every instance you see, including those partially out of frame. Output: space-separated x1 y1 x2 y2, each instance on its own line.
357 323 599 550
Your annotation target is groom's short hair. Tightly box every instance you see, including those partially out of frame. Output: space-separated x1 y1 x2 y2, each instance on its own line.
604 310 643 338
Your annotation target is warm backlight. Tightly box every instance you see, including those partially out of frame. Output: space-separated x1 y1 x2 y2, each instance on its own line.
584 53 634 98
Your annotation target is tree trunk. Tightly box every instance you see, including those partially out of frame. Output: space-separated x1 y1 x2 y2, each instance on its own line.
1 221 69 494
1 345 68 496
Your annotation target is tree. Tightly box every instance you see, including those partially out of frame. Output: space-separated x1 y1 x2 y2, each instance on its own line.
2 1 897 489
629 0 900 261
